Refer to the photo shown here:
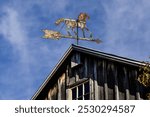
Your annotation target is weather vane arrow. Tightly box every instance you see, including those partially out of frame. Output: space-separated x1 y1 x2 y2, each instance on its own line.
42 13 102 44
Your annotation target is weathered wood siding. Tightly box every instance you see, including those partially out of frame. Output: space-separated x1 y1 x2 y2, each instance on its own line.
44 51 146 100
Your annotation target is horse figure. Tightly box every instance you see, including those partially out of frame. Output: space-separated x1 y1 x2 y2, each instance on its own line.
55 13 92 38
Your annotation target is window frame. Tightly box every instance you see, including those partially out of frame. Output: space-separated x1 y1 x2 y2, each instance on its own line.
66 79 90 100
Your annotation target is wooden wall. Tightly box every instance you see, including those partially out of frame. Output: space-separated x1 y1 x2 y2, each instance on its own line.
44 51 146 100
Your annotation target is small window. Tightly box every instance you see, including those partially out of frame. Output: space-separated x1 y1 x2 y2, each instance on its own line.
71 80 90 100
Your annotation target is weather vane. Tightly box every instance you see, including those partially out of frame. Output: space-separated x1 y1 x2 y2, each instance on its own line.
42 12 102 45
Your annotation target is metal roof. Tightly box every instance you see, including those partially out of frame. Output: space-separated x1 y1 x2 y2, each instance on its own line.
31 44 142 99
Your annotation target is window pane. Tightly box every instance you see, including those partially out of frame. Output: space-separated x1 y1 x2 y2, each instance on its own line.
78 85 83 96
84 82 89 93
72 88 76 100
84 94 89 100
70 80 90 100
78 96 83 100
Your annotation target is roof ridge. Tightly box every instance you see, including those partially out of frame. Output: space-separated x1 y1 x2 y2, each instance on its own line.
71 44 142 65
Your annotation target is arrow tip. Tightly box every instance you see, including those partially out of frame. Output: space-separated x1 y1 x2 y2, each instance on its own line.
95 39 102 44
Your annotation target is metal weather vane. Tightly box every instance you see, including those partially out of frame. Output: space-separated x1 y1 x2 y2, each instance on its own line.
42 13 102 44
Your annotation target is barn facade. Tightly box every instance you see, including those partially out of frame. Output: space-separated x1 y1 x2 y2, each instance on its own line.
32 44 146 100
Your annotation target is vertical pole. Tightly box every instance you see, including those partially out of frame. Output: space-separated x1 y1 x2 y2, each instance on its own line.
76 19 79 45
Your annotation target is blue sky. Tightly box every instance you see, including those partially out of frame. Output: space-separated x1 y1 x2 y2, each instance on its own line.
0 0 150 99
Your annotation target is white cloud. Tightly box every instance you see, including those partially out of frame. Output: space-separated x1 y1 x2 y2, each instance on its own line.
0 6 34 99
101 0 150 61
0 6 30 65
0 1 71 99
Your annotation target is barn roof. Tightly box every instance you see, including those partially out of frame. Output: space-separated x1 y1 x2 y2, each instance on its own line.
31 44 142 99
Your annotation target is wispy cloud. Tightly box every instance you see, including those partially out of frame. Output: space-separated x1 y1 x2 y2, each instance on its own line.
0 6 34 99
0 0 71 99
101 0 150 60
0 6 30 65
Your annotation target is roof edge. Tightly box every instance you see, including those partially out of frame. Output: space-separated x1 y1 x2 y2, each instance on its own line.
31 44 74 100
72 44 142 66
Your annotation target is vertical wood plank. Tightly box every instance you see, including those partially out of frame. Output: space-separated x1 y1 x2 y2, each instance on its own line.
114 65 119 100
97 60 104 100
65 66 70 99
61 74 66 100
66 89 72 100
84 57 88 78
94 60 99 100
75 70 79 81
58 73 66 100
82 84 85 100
124 67 130 100
57 80 61 100
135 70 140 100
118 66 125 100
66 66 70 86
77 52 80 64
47 84 58 100
103 60 108 100
90 78 94 99
47 90 51 100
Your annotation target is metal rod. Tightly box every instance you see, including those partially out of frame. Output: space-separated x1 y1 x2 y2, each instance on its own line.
43 33 102 44
60 35 102 44
76 19 79 45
